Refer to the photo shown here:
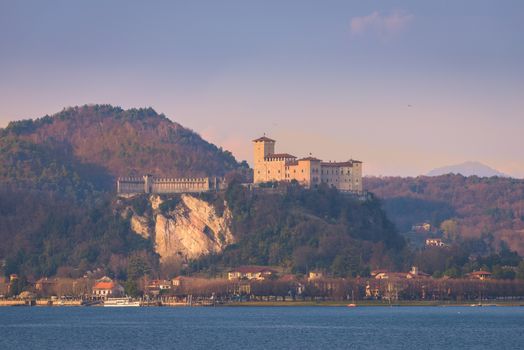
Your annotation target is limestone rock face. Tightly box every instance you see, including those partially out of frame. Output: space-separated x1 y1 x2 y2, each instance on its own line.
127 194 234 262
130 214 151 239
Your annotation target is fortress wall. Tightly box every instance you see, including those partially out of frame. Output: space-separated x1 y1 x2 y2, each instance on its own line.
118 177 217 194
151 178 211 194
117 178 145 194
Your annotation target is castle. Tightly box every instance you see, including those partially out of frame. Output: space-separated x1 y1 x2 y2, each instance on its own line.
117 136 363 195
253 136 362 192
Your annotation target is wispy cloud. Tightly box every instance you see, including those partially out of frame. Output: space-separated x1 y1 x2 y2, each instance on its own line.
350 10 414 38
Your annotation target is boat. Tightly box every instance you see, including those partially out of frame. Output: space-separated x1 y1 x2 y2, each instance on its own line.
346 290 357 307
103 297 141 307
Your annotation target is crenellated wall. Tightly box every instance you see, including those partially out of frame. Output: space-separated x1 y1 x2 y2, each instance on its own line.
117 175 224 195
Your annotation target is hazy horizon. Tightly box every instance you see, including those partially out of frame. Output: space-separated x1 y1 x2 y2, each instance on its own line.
1 1 523 177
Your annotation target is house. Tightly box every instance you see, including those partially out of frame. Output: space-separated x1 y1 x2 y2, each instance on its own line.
172 276 190 288
412 223 432 233
147 279 172 290
467 270 492 280
425 238 446 247
92 276 124 299
374 272 408 280
0 277 8 296
307 271 324 281
7 274 20 295
279 275 305 296
365 282 381 299
227 266 277 281
9 274 18 283
146 279 172 295
406 266 431 279
370 269 388 278
35 278 57 295
374 267 430 280
19 291 37 300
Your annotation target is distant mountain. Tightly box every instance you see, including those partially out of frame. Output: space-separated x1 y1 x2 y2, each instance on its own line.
427 161 508 178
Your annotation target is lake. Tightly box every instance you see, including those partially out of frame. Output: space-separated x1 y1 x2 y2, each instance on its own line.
1 306 523 349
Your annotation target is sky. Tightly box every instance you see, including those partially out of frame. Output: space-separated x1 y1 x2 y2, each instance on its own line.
1 0 523 177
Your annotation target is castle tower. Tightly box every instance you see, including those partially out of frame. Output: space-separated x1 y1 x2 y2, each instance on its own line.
252 136 275 166
252 136 275 183
143 174 153 194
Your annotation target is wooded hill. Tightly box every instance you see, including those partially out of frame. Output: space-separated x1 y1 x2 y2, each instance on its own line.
0 104 242 193
191 182 406 277
0 105 242 278
364 175 524 254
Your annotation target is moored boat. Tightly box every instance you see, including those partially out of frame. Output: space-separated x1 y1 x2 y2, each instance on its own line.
103 297 140 307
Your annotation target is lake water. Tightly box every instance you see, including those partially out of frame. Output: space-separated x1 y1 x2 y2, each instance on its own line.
1 306 523 349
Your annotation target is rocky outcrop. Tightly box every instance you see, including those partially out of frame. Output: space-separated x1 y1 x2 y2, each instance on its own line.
130 214 150 239
125 194 234 262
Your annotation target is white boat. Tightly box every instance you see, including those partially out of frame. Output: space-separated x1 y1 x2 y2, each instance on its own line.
103 297 141 307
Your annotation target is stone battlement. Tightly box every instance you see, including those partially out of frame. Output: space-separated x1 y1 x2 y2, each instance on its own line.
117 175 225 195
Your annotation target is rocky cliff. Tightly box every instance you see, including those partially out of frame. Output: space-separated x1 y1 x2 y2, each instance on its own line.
122 194 235 262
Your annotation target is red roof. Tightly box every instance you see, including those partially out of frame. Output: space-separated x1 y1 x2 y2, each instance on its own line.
279 274 299 282
36 278 56 285
408 272 431 278
470 270 492 276
253 136 275 142
265 153 297 159
299 157 321 162
387 272 411 279
321 161 358 167
149 279 171 286
93 282 115 290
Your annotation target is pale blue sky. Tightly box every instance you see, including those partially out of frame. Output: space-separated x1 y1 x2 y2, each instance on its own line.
1 1 523 176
